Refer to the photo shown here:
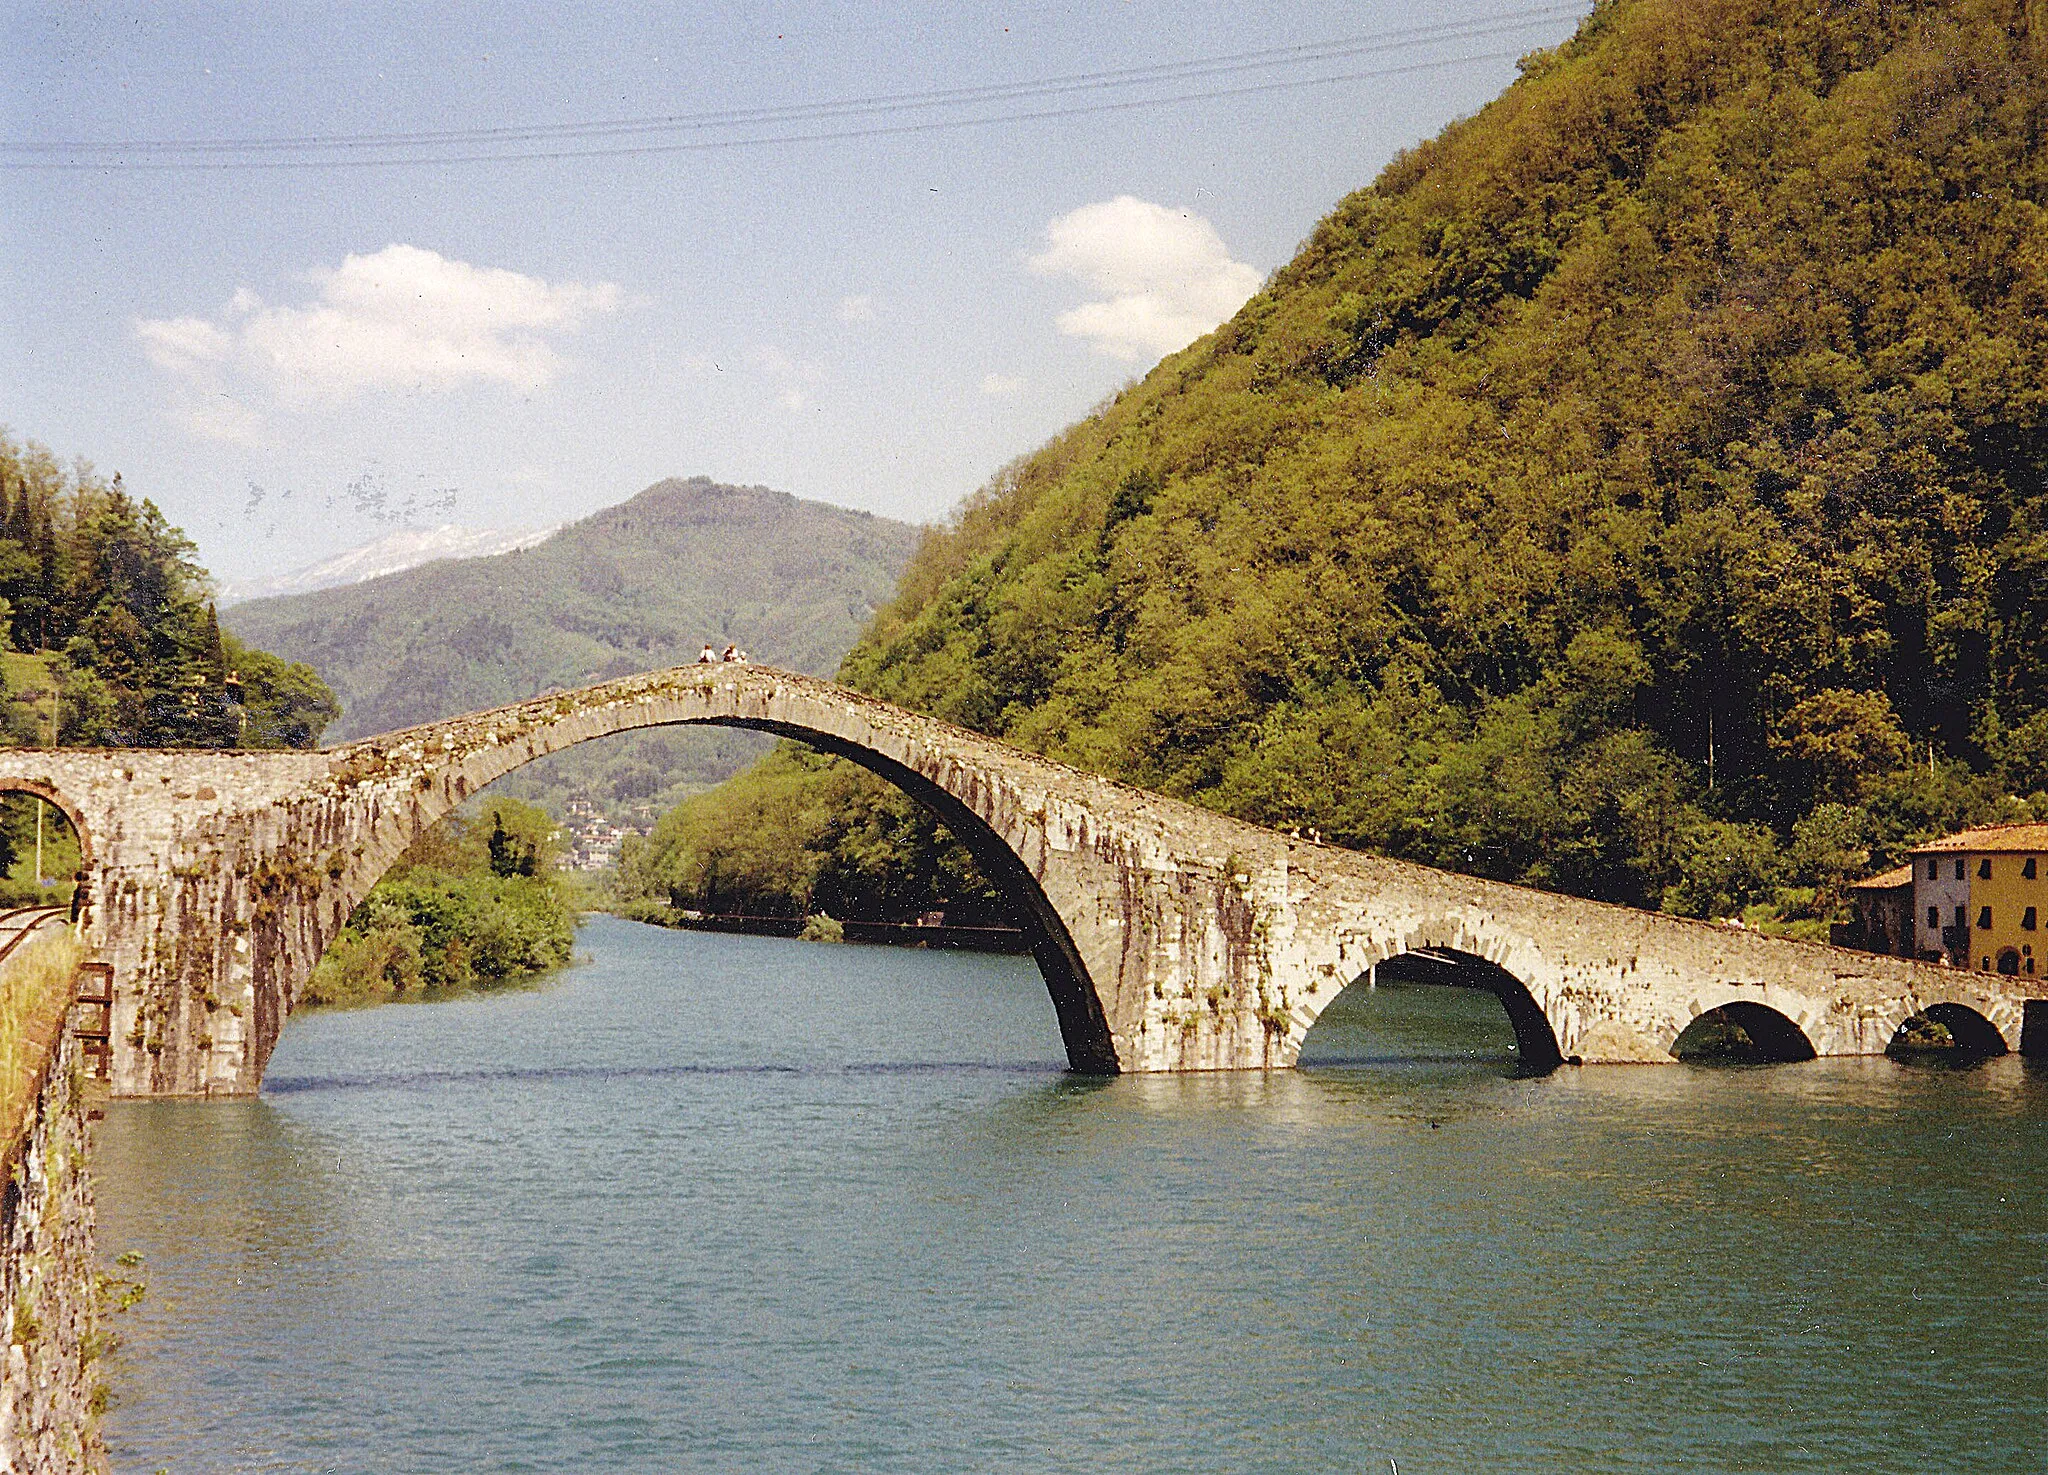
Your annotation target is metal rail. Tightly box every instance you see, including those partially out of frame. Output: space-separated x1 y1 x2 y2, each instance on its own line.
0 907 66 968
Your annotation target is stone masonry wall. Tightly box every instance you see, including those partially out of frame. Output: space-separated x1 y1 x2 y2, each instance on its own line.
0 1027 105 1474
1 665 2045 1091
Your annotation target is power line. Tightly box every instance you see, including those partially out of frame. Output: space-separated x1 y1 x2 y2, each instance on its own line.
14 5 1581 155
11 53 1538 172
5 6 1585 171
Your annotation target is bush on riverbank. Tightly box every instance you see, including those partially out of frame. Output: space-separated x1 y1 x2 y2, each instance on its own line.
305 799 576 1007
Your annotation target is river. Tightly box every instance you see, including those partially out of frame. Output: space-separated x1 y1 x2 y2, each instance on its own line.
95 915 2046 1473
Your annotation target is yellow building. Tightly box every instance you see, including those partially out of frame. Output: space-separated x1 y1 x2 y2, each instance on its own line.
1906 823 2048 977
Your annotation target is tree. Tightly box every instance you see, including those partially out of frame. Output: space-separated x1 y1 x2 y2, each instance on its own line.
487 810 539 878
1771 690 1912 805
221 636 339 749
0 433 340 754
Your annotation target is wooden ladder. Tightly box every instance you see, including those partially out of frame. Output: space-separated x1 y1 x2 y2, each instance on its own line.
73 961 113 1081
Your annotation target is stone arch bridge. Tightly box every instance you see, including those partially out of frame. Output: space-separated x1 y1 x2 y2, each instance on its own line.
0 666 2038 1096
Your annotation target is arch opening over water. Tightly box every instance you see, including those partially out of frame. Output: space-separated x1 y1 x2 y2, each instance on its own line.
620 717 1115 1073
1297 949 1564 1077
322 710 1121 1076
1672 1002 1817 1065
1887 1001 2008 1061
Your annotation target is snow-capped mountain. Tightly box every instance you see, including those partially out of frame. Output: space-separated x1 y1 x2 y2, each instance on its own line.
219 524 559 606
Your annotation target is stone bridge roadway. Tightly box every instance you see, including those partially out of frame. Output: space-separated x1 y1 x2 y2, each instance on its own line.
0 665 2040 1096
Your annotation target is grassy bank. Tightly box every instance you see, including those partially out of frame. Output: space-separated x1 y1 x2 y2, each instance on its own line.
0 928 80 1159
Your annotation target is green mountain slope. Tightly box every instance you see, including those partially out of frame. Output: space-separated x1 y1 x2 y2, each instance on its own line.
227 477 919 813
627 0 2048 928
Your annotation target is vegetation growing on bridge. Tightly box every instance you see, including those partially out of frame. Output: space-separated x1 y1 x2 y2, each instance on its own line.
0 431 338 750
0 929 81 1151
306 798 577 1007
632 0 2048 935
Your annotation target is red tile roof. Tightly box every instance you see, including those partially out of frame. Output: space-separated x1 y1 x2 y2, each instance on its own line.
1850 864 1915 890
1908 822 2048 854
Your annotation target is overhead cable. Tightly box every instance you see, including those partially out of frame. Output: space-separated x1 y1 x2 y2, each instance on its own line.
4 5 1586 171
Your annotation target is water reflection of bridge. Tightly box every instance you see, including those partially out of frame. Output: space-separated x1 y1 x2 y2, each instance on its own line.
0 666 2040 1096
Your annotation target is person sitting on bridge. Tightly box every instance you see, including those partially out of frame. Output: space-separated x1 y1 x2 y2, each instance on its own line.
721 644 745 662
697 644 718 664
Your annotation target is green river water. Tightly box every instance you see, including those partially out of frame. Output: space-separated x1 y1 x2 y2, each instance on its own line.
94 915 2046 1472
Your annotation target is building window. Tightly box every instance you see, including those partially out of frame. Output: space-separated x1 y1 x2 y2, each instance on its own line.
1928 905 1940 928
1956 905 1968 928
1929 859 1940 880
1956 859 1967 880
1979 858 1993 880
2027 908 2039 931
2028 857 2040 880
1978 906 1993 930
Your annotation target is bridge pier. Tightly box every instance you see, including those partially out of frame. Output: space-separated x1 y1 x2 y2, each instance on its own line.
0 666 2038 1095
2025 1000 2048 1057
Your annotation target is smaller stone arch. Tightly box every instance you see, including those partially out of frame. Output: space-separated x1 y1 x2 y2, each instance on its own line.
0 779 94 932
1291 920 1566 1076
0 779 93 867
1880 981 2027 1056
1673 1001 1817 1064
1889 1001 2009 1058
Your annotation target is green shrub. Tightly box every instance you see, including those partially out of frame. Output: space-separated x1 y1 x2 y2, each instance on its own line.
307 803 577 1007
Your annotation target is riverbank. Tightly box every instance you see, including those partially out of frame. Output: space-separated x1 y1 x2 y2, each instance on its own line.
604 900 1030 954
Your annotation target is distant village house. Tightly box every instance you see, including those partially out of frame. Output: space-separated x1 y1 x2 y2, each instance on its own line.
1844 824 2048 977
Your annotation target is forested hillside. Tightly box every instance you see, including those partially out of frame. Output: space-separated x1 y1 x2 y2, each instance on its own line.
227 477 919 817
624 0 2048 934
0 432 337 750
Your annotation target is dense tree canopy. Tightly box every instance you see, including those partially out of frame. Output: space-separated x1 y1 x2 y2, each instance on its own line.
632 0 2048 934
615 744 1003 925
0 432 338 749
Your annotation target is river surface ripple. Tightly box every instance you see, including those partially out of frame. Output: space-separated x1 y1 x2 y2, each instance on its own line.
96 915 2048 1473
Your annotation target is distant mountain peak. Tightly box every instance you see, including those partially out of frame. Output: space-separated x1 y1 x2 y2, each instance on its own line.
219 524 560 605
221 475 919 742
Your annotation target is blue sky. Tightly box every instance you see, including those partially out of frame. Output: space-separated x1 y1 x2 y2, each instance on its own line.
3 1 1588 583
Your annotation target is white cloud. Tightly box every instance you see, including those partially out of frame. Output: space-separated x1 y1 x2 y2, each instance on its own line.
751 345 825 411
979 373 1026 397
135 245 622 437
137 314 235 374
1027 196 1261 361
175 396 266 447
837 294 877 322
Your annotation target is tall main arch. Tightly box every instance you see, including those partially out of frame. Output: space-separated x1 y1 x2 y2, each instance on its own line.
0 665 2036 1096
